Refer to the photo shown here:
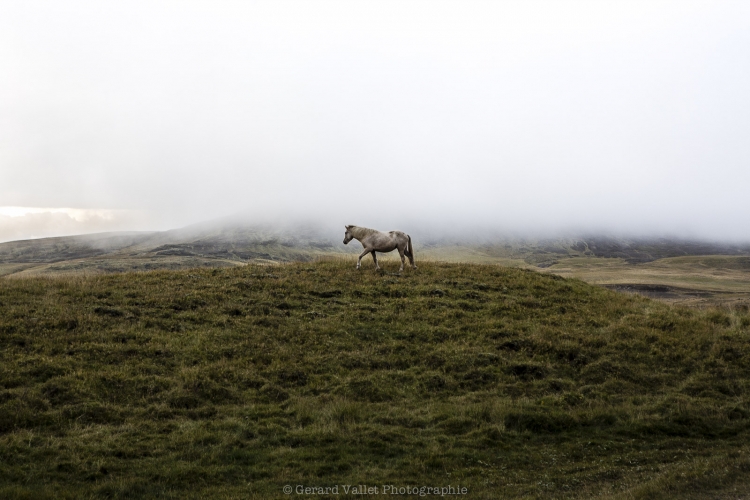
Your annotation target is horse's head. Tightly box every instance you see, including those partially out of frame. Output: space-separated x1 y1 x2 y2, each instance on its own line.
343 225 354 244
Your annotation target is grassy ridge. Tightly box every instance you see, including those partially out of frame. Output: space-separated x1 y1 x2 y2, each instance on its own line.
1 261 750 499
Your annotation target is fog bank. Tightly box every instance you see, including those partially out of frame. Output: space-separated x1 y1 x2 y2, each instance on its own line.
2 1 749 241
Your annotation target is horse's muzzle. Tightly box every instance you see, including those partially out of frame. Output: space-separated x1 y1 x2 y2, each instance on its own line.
343 239 348 245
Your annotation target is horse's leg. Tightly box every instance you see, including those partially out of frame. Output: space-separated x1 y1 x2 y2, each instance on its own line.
397 246 406 272
357 248 370 269
371 251 380 270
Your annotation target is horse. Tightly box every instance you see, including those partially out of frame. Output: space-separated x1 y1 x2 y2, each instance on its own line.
343 225 417 272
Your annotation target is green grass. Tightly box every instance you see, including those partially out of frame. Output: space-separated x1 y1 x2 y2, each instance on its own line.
1 260 750 499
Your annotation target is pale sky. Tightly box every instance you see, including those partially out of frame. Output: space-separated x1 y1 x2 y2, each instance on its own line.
1 1 749 242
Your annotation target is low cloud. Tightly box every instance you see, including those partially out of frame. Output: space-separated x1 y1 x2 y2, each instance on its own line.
1 2 749 242
0 209 150 243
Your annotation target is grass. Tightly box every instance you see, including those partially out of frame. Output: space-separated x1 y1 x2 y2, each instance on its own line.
547 256 750 307
1 260 750 498
548 256 750 290
0 255 244 278
4 231 750 308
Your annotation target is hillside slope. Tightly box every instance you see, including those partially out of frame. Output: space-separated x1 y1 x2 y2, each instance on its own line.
4 226 750 307
4 221 750 276
1 262 749 498
0 223 352 277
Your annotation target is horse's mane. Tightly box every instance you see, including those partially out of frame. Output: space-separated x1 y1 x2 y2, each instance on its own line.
349 225 378 239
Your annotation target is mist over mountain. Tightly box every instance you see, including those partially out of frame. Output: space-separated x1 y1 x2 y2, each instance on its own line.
2 2 750 243
3 216 750 279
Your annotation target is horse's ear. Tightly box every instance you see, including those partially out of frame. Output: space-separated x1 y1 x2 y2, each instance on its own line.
345 225 352 229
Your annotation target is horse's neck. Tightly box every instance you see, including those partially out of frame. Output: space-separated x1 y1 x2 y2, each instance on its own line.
351 226 377 240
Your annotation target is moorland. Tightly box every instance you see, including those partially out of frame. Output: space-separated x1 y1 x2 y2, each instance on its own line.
1 259 750 499
2 224 749 308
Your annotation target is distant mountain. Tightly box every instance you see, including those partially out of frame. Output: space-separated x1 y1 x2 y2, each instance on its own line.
580 237 750 263
443 236 750 268
0 232 157 264
0 221 353 277
2 220 749 277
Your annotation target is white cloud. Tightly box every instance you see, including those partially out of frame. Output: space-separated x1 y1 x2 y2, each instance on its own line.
0 208 151 243
1 1 749 240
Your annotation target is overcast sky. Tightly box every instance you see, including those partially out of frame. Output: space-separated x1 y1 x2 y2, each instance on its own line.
1 0 749 242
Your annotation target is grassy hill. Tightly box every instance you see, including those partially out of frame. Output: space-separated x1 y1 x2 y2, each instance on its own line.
3 224 750 276
2 260 750 498
3 226 750 308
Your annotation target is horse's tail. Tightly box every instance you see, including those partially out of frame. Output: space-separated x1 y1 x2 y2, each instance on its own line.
407 234 414 258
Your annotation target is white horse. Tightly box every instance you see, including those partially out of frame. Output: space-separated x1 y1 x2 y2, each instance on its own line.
343 225 416 271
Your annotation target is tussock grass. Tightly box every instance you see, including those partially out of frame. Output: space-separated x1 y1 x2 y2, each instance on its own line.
1 261 750 498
